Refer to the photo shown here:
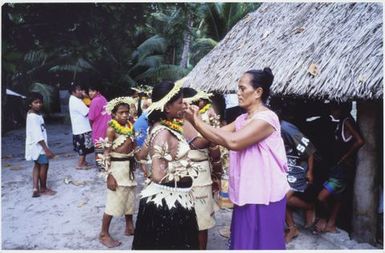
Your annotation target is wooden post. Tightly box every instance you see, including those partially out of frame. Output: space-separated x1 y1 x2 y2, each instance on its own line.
351 101 380 244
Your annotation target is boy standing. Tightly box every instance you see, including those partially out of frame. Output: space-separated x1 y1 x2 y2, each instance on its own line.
314 102 365 234
68 82 94 169
25 92 56 197
97 97 137 248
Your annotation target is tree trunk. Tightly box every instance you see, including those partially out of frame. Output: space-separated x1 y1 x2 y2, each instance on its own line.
351 101 380 244
179 14 193 68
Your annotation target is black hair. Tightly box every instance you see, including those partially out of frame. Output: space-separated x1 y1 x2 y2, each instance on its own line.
211 91 226 122
244 67 274 103
182 87 197 99
330 101 352 117
148 81 183 125
68 82 81 94
88 83 103 93
111 103 130 114
28 92 43 105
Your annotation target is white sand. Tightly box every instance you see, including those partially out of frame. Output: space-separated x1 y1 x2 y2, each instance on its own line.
1 123 376 250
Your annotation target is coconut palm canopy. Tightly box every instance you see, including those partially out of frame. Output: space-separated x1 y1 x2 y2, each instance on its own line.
184 3 383 101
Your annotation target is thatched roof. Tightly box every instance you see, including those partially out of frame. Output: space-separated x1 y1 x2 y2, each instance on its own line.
185 3 383 101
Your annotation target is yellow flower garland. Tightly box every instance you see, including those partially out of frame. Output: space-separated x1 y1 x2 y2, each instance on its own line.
199 103 212 114
160 119 184 134
109 119 133 137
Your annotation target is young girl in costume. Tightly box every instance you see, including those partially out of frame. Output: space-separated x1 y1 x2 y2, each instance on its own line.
182 87 222 249
97 97 137 248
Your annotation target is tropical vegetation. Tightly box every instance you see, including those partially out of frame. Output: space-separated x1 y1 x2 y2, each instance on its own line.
2 3 260 129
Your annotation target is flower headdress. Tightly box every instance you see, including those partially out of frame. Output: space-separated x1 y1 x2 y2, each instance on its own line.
145 79 184 116
105 96 137 115
131 85 153 97
183 90 213 104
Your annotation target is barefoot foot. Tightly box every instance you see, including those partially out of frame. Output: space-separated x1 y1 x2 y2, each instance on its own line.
124 226 135 236
40 188 57 196
285 226 299 243
32 188 40 198
324 223 337 233
313 218 327 234
99 234 121 248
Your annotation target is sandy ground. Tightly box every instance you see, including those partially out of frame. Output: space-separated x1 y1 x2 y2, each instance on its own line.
1 123 379 250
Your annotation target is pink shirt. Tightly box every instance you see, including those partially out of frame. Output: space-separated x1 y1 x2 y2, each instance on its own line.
88 94 111 144
229 110 290 206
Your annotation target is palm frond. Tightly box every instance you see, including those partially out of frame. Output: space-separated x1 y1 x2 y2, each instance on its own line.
48 57 93 73
134 64 190 83
24 50 48 66
129 55 164 76
132 35 168 62
191 38 218 65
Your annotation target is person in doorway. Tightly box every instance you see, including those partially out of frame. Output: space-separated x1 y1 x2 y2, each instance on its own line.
313 102 365 234
68 82 94 169
277 105 317 242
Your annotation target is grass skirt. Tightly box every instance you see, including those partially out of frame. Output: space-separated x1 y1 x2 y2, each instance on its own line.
132 196 199 250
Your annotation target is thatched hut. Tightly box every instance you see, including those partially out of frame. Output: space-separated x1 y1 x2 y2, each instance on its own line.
185 2 383 244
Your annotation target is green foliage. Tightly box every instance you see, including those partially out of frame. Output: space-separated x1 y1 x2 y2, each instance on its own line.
29 82 55 113
135 64 191 83
2 2 259 101
131 35 167 62
191 38 218 65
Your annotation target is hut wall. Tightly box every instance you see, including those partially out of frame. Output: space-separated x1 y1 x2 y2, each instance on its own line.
352 101 380 244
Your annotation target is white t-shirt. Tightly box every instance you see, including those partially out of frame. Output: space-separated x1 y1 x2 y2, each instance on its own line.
69 95 92 135
25 113 48 161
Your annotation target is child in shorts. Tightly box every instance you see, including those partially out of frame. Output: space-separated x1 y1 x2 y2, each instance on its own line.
25 92 56 197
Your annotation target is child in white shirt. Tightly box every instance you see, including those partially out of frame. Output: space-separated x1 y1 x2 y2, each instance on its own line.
25 92 56 197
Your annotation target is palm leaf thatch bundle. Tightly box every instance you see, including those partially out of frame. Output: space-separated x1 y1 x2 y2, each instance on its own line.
184 3 383 101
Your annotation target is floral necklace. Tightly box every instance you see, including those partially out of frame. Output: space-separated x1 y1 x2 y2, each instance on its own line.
109 119 134 137
199 103 211 114
160 118 184 134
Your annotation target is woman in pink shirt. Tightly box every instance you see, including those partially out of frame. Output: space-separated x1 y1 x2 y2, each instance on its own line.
88 84 111 170
185 68 290 250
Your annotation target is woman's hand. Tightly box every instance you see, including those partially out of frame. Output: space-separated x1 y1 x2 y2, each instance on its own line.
107 174 118 191
184 104 200 124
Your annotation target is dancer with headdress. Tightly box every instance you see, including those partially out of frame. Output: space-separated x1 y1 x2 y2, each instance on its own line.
132 80 199 250
97 96 137 248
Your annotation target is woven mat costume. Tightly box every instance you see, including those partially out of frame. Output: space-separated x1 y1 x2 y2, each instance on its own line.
98 133 137 217
189 107 221 231
132 125 199 250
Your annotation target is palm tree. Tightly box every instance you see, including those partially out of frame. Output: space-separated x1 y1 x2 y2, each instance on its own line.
189 3 260 65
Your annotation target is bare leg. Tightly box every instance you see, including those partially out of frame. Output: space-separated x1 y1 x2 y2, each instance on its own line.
325 200 341 232
314 188 332 233
304 205 316 228
124 215 135 236
198 230 208 250
76 155 90 169
39 164 56 195
78 155 86 166
32 163 40 197
99 213 121 248
287 195 313 210
285 207 299 243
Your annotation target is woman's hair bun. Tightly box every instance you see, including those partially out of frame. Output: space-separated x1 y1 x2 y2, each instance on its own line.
263 67 274 88
263 67 273 76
